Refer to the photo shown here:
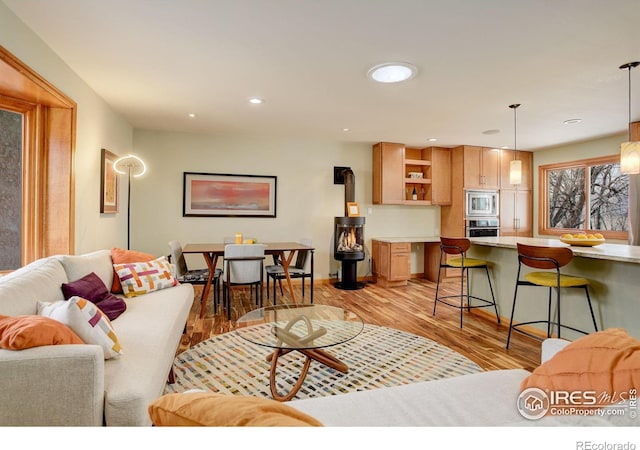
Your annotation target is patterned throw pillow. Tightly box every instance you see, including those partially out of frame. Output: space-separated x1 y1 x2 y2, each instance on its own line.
110 248 156 294
113 256 178 298
37 297 122 359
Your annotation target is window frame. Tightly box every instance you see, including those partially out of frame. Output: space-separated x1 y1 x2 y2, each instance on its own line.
538 154 628 240
0 45 76 270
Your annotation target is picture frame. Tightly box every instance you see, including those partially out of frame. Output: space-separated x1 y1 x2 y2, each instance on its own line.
347 202 360 217
183 172 277 217
100 148 119 214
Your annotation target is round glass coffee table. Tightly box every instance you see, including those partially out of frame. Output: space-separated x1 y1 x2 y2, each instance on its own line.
235 304 364 401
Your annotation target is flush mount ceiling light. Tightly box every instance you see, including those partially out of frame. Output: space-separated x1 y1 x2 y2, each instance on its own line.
619 61 640 175
509 104 522 185
248 97 264 104
367 62 417 83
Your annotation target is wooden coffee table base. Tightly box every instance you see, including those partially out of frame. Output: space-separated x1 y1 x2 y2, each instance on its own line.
266 347 349 402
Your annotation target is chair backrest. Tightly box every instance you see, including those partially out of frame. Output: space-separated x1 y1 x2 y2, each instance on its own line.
293 238 312 270
168 240 188 277
440 237 471 255
224 244 266 283
517 243 573 270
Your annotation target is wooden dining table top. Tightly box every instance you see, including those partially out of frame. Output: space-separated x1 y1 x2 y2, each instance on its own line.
182 242 314 254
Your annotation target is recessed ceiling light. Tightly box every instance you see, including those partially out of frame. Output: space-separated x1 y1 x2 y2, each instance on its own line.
249 97 264 104
427 138 438 142
563 118 582 124
482 129 500 135
367 62 417 83
188 113 196 118
342 128 350 132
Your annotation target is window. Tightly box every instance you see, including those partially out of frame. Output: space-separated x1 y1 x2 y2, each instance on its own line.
0 45 76 270
539 155 628 239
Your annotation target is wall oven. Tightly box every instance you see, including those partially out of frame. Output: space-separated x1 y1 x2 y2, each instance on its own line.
466 218 500 237
466 190 499 217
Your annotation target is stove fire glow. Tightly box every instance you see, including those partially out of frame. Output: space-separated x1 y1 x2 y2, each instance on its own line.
337 227 364 253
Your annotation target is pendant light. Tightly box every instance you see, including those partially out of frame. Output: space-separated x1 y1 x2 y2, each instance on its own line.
620 62 640 175
509 103 522 185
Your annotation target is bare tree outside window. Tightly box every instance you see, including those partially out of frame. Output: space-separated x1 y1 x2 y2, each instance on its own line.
590 164 628 231
542 155 629 239
548 167 585 229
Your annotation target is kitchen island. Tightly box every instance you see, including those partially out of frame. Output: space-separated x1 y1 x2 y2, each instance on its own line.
467 236 640 341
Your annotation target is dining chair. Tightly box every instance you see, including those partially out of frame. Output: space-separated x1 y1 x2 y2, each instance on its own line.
506 243 598 349
433 237 500 328
265 238 313 304
222 244 266 320
168 240 222 313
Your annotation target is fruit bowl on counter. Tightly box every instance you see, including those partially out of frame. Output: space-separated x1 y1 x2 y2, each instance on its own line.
559 233 605 247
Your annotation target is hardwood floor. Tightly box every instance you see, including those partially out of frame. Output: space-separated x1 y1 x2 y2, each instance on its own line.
178 277 542 372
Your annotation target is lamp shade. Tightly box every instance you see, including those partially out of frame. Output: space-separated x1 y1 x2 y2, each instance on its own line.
620 141 640 175
509 159 522 185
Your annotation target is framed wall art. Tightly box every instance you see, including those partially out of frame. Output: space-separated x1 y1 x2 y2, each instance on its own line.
347 202 360 217
100 148 119 213
183 172 277 217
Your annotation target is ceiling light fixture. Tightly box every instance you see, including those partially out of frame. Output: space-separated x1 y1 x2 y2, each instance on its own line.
248 97 264 104
563 118 582 124
367 62 417 83
427 138 438 142
620 61 640 175
509 104 522 185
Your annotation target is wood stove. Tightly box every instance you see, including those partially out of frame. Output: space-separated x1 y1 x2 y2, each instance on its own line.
334 168 365 290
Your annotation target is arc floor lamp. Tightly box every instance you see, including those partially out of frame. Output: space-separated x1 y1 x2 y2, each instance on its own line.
113 154 146 250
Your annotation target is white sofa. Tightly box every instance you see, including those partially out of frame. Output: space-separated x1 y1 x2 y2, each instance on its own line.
288 339 634 426
0 250 194 426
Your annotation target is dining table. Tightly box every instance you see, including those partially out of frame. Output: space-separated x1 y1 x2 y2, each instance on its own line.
182 241 315 318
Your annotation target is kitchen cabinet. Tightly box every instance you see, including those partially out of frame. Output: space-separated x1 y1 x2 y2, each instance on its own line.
500 189 532 236
373 142 404 204
462 146 500 190
500 149 533 190
372 143 451 205
372 240 411 287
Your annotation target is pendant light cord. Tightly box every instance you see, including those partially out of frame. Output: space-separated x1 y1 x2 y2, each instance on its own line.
509 104 521 159
621 62 640 141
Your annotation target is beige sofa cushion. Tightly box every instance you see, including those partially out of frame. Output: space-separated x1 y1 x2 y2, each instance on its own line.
0 258 67 316
56 250 114 288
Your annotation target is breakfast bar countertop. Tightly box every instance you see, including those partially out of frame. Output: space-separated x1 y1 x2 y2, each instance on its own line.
371 236 441 244
470 236 640 265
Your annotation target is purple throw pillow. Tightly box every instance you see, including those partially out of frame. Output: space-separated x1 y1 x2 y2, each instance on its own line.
61 272 108 302
61 272 127 321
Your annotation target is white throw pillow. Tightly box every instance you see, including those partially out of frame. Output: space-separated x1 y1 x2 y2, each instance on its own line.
37 297 122 359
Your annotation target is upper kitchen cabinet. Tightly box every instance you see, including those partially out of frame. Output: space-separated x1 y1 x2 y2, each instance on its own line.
372 143 451 205
500 149 533 190
461 146 500 190
373 142 404 204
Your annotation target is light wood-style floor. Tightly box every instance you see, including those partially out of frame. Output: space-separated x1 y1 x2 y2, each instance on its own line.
178 277 541 372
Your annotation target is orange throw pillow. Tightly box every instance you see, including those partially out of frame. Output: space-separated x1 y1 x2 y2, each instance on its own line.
148 392 323 427
521 328 640 406
0 315 84 350
110 247 155 293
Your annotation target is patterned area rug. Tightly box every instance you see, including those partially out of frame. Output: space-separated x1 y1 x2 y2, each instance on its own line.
165 324 482 400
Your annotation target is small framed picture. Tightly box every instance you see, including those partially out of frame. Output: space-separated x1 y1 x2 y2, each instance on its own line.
100 149 119 214
347 202 360 217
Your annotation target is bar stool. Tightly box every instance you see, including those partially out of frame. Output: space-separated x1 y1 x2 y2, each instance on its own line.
506 243 598 349
433 237 500 328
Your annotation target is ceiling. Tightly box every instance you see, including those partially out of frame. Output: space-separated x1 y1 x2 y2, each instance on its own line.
4 0 640 151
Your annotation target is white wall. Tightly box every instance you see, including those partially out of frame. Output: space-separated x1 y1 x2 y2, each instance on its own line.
131 130 440 279
0 1 133 254
532 132 627 239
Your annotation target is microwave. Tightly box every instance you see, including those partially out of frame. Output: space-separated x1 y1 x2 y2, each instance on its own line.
466 190 499 217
